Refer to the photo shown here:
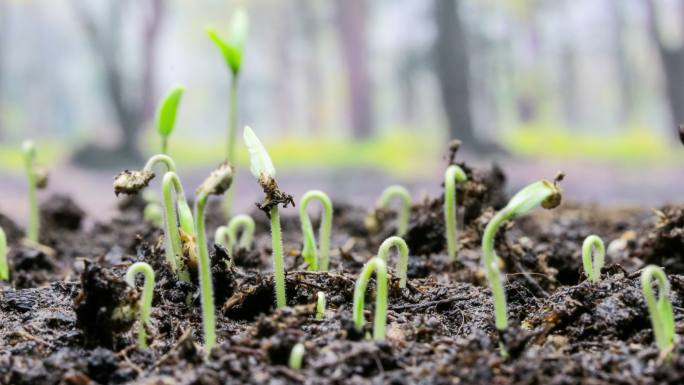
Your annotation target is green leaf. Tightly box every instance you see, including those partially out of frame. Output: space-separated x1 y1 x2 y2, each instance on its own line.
156 84 185 138
243 126 276 179
205 8 249 75
504 180 557 217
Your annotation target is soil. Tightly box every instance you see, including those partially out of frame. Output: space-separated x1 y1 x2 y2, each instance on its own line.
1 163 684 385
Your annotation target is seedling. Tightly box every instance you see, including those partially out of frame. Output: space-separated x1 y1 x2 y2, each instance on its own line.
289 343 305 370
482 175 563 332
316 291 326 320
0 227 8 281
214 214 254 267
22 140 47 242
206 8 248 215
377 236 409 288
243 126 294 309
156 84 185 154
125 262 155 349
641 265 676 353
194 163 234 356
375 185 412 236
444 165 467 260
353 257 388 340
299 190 333 271
582 235 605 283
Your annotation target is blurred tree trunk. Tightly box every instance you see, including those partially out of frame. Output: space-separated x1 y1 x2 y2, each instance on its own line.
559 44 579 126
433 0 490 152
335 0 373 139
0 2 7 137
70 0 164 165
646 0 684 131
611 0 635 124
298 0 325 137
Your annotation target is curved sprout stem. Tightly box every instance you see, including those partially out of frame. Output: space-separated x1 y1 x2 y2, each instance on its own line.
299 190 333 271
227 214 255 251
641 265 676 352
353 257 388 340
162 172 194 281
316 291 326 320
289 343 305 370
444 165 467 260
143 154 177 173
271 206 287 308
195 192 217 356
582 235 605 283
125 262 155 349
0 227 8 281
214 226 230 249
377 236 410 288
22 140 39 242
377 185 412 236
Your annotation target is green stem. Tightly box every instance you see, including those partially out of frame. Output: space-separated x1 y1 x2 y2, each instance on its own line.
162 172 193 281
582 235 605 283
377 236 409 288
22 141 38 242
482 211 511 331
289 343 305 370
353 257 388 340
444 165 467 260
125 262 155 349
641 265 676 352
316 291 326 320
0 227 8 281
271 207 287 308
143 154 177 173
299 190 333 271
161 137 168 155
195 192 217 356
223 77 239 217
227 214 255 251
377 185 412 236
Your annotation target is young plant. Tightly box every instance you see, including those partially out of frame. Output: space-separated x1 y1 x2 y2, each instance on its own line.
377 236 409 288
206 8 248 216
641 265 676 353
243 126 294 309
125 262 155 349
214 214 255 267
482 175 563 332
194 163 234 356
444 165 467 260
289 343 305 370
316 291 326 320
582 235 605 283
0 227 8 281
156 84 185 154
375 185 412 236
353 257 388 340
22 140 47 242
299 190 333 271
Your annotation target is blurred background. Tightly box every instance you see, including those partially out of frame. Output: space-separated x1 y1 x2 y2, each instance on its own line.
1 0 683 222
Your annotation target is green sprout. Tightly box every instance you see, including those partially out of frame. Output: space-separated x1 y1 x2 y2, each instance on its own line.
482 175 563 332
142 190 163 227
215 214 255 251
22 140 47 242
0 227 8 281
194 163 234 356
376 185 412 236
641 265 676 353
444 165 467 260
125 262 155 349
353 257 388 340
316 291 326 320
582 235 605 283
206 8 249 216
244 126 294 309
299 190 333 271
162 172 195 281
155 84 185 154
377 236 409 288
289 343 305 370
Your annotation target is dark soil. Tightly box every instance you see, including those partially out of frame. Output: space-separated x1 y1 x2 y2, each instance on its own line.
1 163 684 385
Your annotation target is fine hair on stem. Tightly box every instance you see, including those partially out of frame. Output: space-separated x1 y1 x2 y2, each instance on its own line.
125 262 155 349
162 172 194 281
299 190 333 271
376 185 412 236
444 165 467 260
353 257 388 340
582 235 605 283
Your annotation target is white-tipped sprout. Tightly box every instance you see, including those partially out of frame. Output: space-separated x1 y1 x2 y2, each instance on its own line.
243 126 276 180
289 343 305 370
316 291 326 320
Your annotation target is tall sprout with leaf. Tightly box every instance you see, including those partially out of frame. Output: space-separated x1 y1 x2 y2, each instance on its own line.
374 185 412 236
641 265 676 353
156 84 185 154
125 262 155 349
482 175 563 333
22 140 48 242
299 190 333 271
444 165 467 260
194 163 234 356
243 126 294 309
0 227 8 281
206 8 248 216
